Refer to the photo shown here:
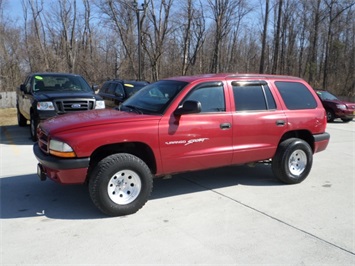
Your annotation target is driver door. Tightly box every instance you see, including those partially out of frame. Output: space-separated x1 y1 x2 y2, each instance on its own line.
159 82 233 174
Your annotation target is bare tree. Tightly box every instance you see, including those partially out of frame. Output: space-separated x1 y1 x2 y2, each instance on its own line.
23 0 50 71
1 0 354 98
0 0 23 91
322 0 355 89
178 0 206 75
271 0 283 74
259 0 270 73
144 0 174 81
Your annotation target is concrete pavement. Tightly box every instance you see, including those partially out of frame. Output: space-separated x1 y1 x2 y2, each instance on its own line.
1 120 354 265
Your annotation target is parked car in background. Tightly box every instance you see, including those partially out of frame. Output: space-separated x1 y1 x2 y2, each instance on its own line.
98 79 149 108
16 72 105 141
315 90 355 122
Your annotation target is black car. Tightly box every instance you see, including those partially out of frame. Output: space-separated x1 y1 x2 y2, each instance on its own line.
16 72 105 140
98 79 149 108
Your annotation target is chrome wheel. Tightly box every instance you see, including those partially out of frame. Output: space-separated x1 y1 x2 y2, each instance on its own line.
288 149 307 176
272 138 313 184
107 169 142 205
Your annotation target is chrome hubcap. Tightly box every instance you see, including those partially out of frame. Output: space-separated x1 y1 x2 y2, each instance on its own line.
107 170 141 205
288 149 307 176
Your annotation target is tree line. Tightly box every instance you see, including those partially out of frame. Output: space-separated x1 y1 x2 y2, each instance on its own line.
0 0 354 97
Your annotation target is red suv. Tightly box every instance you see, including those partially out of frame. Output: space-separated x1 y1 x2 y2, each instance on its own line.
316 90 355 122
34 74 330 216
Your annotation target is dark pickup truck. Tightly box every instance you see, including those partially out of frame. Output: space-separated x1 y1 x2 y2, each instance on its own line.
16 72 105 140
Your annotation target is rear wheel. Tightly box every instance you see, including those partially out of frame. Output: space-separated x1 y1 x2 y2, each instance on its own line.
89 153 153 216
272 138 313 184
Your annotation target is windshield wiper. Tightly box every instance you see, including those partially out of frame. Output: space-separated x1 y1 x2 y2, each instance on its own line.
120 105 144 114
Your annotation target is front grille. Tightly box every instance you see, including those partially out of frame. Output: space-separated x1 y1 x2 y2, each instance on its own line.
54 99 95 113
38 127 49 154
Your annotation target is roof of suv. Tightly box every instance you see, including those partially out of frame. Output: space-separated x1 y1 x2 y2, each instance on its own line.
165 73 304 83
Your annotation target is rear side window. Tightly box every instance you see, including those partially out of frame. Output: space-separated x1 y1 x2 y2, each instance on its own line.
232 82 276 111
275 81 317 110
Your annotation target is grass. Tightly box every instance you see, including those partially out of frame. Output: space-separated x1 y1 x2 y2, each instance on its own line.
0 108 17 126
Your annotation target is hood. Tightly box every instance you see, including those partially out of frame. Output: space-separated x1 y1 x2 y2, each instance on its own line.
40 109 160 134
324 99 355 109
35 91 102 101
343 101 355 109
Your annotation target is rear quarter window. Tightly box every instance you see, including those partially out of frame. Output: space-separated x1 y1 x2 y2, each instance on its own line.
275 81 317 110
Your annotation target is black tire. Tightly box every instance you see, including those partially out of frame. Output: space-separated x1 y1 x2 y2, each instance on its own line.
30 114 38 141
89 153 153 216
341 118 353 123
17 108 27 127
326 109 335 122
272 138 313 184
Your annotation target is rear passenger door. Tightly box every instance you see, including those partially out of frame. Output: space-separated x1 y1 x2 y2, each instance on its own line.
230 81 287 163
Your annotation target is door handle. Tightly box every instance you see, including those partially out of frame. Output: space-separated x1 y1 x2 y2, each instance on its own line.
220 123 231 129
276 120 285 126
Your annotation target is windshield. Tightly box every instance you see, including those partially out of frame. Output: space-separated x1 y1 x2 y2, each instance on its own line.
316 91 339 101
121 80 188 114
32 74 93 93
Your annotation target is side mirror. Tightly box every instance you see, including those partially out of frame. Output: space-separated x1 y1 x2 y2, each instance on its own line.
20 84 26 92
174 100 201 116
92 84 99 91
114 92 124 98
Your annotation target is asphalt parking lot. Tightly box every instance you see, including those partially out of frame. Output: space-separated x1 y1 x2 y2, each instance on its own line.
1 120 354 265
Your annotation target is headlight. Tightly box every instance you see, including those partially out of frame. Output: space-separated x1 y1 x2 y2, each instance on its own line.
336 104 346 110
37 101 55 111
95 100 105 109
49 139 76 158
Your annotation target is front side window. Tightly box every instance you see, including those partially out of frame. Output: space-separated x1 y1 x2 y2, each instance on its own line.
107 83 116 94
275 81 317 110
99 82 110 93
182 82 225 112
232 82 276 111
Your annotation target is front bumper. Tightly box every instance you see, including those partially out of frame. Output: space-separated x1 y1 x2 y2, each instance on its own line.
37 110 57 121
33 143 90 184
335 109 355 119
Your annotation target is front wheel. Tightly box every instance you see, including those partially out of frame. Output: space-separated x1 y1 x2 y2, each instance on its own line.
326 109 335 122
272 138 313 184
89 153 153 216
17 108 27 127
341 118 353 123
